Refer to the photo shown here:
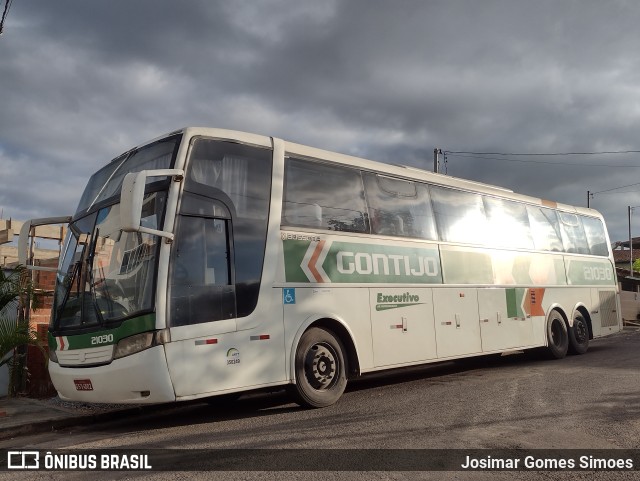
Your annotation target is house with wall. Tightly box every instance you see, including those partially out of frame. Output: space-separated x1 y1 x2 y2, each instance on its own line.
612 237 640 322
0 219 63 397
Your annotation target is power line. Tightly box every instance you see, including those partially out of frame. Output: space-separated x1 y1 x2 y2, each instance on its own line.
445 149 640 156
596 189 640 195
591 182 640 195
445 152 640 168
0 0 14 35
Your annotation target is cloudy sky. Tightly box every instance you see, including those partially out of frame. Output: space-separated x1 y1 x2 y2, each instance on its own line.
2 0 640 243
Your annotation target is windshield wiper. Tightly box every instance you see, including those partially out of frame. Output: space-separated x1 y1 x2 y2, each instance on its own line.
55 259 82 323
86 228 105 325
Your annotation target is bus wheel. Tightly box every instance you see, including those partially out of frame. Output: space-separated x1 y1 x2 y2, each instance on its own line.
568 312 589 355
293 327 347 408
545 309 569 359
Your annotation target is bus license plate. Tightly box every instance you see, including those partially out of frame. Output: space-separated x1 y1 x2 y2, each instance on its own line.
73 379 94 391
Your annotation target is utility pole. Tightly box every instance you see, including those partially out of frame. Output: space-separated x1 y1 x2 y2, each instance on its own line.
630 206 633 276
433 148 442 173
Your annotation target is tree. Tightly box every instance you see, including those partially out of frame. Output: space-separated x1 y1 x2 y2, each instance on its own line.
0 265 45 396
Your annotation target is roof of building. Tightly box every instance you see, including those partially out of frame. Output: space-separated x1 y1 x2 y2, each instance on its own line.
613 249 640 264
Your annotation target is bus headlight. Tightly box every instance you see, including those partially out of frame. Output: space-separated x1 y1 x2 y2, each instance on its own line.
114 332 155 359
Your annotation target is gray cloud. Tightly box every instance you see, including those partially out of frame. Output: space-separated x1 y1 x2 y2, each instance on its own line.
1 0 640 241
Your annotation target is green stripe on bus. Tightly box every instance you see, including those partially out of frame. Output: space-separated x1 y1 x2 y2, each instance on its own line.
506 288 519 318
283 240 314 282
283 236 614 287
51 314 156 351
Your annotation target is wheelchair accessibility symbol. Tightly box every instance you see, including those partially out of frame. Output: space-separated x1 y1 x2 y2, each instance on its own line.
283 288 296 305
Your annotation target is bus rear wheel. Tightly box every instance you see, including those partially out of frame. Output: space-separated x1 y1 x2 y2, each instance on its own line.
293 327 347 408
545 309 569 359
568 312 589 355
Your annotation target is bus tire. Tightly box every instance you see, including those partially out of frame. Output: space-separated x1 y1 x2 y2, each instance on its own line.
545 309 569 359
293 327 347 408
568 312 589 355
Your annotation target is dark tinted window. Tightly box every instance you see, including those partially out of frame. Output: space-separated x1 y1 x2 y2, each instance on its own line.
184 139 272 319
282 158 368 233
363 173 436 240
169 216 235 326
77 136 180 214
187 140 271 222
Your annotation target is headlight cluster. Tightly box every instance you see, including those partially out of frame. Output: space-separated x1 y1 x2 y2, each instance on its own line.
48 329 170 363
113 332 155 359
113 329 170 360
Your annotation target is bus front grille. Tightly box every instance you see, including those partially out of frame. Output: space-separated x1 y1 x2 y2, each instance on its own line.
57 346 114 367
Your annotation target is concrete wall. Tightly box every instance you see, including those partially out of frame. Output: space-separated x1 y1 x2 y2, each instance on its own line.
620 290 640 322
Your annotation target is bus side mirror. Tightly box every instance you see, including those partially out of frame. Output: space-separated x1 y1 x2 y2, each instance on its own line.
18 216 72 271
121 171 147 232
120 169 184 241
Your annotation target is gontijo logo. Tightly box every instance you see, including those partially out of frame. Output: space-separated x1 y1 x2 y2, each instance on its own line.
283 238 443 284
337 251 438 276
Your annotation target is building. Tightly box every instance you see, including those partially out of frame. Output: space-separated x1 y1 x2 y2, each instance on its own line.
612 238 640 323
0 219 64 397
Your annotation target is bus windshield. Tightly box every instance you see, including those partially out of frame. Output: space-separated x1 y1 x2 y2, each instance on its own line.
76 135 180 215
53 192 166 332
51 135 181 332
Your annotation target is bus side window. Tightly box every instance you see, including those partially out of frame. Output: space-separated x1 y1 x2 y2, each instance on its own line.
430 186 489 245
169 215 236 326
581 216 609 256
282 158 368 233
558 212 590 255
483 197 534 249
362 173 437 240
527 206 563 252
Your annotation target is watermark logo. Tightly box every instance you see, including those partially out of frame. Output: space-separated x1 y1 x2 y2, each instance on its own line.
8 451 39 470
5 451 151 470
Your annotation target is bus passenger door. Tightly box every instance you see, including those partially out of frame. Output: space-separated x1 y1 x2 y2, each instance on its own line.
433 288 482 359
370 288 437 367
478 288 533 352
165 214 239 397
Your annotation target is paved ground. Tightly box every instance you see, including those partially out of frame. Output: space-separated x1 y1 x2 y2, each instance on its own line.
0 328 638 480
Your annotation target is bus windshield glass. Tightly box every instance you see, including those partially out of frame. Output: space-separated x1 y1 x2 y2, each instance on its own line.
53 192 166 332
76 135 181 215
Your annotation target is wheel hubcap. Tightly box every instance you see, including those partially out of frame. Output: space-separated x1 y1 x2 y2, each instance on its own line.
574 318 587 343
305 343 338 390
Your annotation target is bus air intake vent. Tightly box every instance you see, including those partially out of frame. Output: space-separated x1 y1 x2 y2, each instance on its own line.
598 291 618 327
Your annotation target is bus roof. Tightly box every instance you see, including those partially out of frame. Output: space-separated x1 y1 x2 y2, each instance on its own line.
156 127 603 220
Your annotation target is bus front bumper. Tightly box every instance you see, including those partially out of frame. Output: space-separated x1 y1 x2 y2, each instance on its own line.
49 346 176 404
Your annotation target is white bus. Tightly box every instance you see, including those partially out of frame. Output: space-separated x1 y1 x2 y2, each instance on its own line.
21 128 621 408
